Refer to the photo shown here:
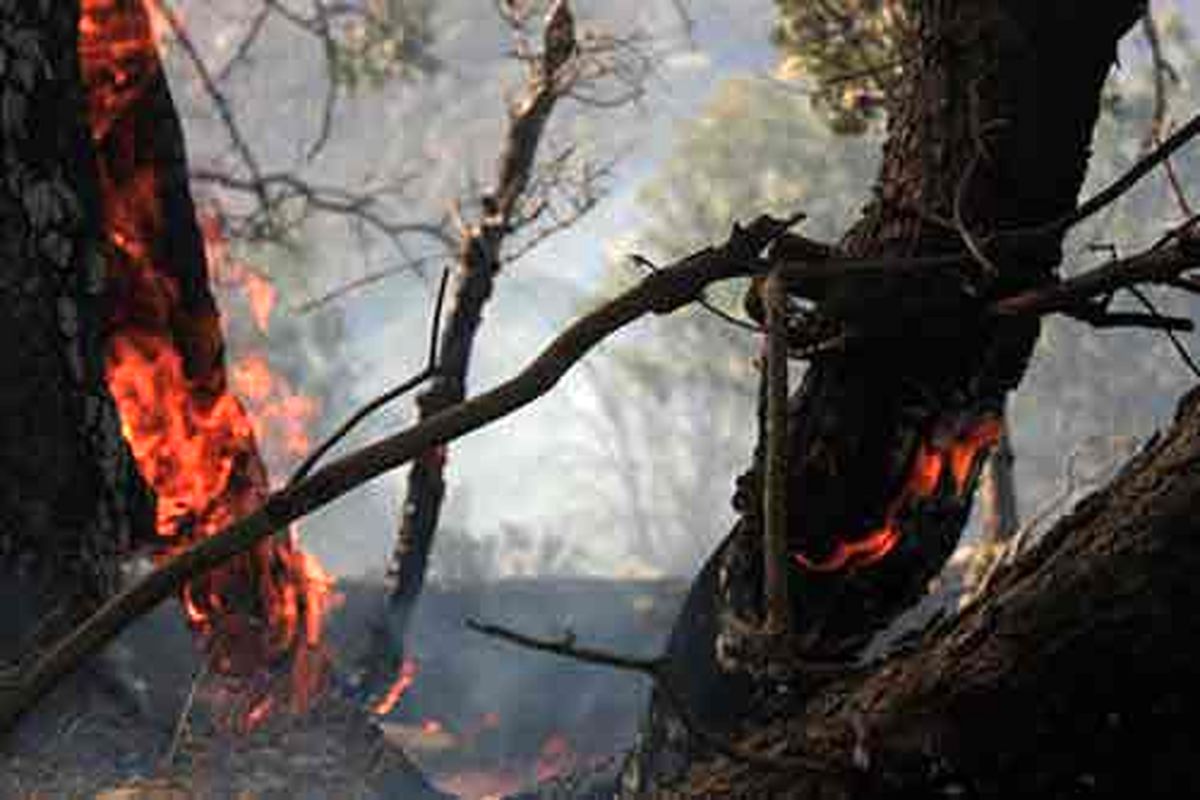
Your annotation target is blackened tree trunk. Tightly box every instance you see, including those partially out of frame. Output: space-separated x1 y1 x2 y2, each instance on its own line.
648 381 1200 799
623 0 1148 793
0 0 153 663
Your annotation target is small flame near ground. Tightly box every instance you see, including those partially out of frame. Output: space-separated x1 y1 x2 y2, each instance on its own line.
380 705 586 800
80 0 335 729
371 657 420 716
795 415 1003 572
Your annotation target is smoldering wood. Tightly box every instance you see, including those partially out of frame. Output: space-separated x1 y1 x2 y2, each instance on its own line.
648 385 1200 798
620 0 1152 793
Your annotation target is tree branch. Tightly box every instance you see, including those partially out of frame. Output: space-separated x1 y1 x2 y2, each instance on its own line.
464 618 849 777
0 219 793 733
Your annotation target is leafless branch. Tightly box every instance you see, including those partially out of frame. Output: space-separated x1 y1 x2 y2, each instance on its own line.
1141 8 1194 217
289 267 451 485
188 168 454 253
151 0 271 215
1033 111 1200 237
1126 284 1200 379
465 618 849 776
630 253 763 333
0 217 795 733
990 223 1200 320
290 253 445 314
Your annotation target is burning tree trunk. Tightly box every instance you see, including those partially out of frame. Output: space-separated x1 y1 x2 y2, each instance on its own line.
80 0 337 725
642 382 1200 798
0 0 155 662
623 0 1148 792
0 0 333 730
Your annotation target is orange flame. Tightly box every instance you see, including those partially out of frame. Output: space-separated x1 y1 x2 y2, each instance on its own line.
202 212 278 334
371 658 420 715
795 416 1003 573
81 0 332 727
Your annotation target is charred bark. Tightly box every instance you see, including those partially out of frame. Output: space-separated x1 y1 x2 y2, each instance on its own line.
650 382 1200 799
623 0 1147 792
371 1 580 695
0 0 153 662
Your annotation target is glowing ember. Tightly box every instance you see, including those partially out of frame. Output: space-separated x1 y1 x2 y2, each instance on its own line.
80 0 332 727
535 733 578 783
435 771 523 800
795 415 1003 572
371 658 420 716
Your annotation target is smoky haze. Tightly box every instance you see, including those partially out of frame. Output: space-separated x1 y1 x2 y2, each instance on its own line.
170 0 1200 586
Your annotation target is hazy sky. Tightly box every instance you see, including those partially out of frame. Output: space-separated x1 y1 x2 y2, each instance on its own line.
202 0 786 578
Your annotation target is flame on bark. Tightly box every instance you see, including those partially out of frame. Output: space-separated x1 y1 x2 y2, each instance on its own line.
795 416 1003 572
80 0 333 727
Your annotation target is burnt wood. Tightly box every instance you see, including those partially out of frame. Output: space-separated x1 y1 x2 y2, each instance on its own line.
622 1 1149 793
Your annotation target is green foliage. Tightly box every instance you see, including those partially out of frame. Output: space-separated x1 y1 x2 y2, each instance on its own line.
332 0 439 89
772 0 914 134
635 76 880 259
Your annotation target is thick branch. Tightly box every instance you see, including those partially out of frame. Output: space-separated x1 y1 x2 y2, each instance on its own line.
0 220 787 733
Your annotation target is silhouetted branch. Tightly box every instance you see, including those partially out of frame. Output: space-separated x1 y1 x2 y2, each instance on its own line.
289 267 451 485
465 618 849 776
0 217 794 733
188 169 454 253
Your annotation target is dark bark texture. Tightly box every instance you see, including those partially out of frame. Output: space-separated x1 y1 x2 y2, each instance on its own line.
0 0 153 661
376 5 578 695
622 0 1147 793
652 383 1200 799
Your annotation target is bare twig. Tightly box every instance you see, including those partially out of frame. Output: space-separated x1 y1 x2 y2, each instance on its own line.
630 254 762 333
289 267 451 485
1126 285 1200 379
292 253 445 315
465 618 847 776
990 225 1200 320
150 0 271 218
160 659 209 769
774 112 1200 298
0 220 790 733
1030 111 1200 238
189 170 453 253
1141 9 1195 218
306 0 341 162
